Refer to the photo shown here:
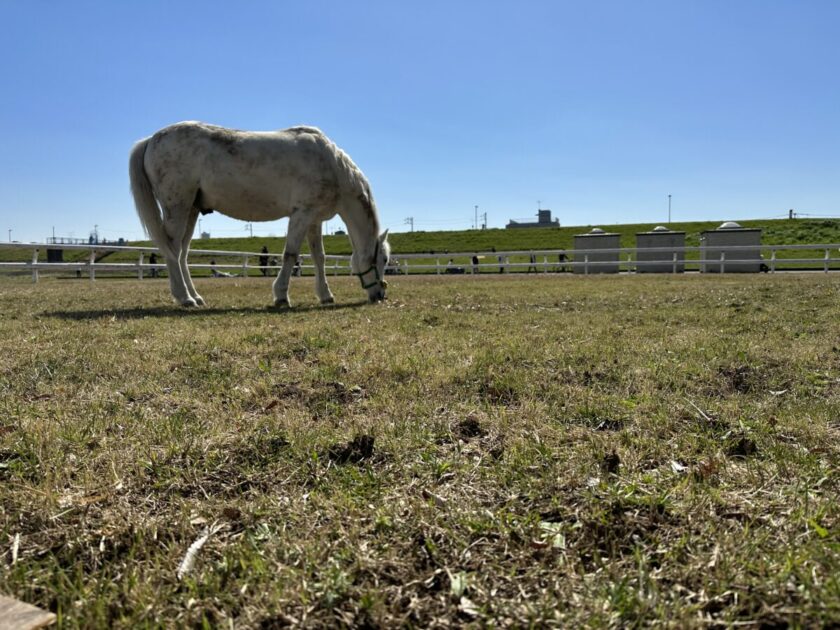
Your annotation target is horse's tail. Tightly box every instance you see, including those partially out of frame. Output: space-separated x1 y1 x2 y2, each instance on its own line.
129 138 175 258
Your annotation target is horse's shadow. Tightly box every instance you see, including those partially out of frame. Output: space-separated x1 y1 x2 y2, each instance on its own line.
44 300 371 321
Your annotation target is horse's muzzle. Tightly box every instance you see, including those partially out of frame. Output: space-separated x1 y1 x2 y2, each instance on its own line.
369 287 386 303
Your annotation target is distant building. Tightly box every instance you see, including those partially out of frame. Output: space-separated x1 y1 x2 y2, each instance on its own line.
506 209 560 229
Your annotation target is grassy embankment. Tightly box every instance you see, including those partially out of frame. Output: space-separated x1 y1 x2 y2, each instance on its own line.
0 273 838 627
3 218 839 273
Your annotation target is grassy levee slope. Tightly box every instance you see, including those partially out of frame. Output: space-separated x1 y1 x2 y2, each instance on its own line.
4 219 838 270
0 273 838 627
151 217 840 257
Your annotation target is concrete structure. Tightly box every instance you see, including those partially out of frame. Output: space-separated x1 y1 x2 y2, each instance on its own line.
700 221 762 273
573 227 620 274
635 226 685 273
506 209 560 229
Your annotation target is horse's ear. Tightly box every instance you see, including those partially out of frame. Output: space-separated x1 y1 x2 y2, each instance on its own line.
379 229 389 242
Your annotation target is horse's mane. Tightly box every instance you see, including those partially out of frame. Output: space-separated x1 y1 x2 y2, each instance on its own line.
285 126 377 226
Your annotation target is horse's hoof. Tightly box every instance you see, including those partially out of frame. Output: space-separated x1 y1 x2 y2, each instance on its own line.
181 298 198 308
194 296 206 306
321 296 335 305
274 299 291 309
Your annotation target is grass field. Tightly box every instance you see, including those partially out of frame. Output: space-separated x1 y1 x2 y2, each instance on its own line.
1 273 838 627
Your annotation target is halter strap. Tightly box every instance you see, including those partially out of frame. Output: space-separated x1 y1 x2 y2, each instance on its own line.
355 240 382 289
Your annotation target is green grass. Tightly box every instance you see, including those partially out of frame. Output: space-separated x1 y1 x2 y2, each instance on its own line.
0 273 839 627
175 217 840 257
3 218 838 267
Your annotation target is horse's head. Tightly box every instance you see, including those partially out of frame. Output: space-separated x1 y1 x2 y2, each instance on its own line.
353 230 390 303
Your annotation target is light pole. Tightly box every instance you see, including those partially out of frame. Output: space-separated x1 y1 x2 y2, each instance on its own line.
7 229 11 242
474 205 478 230
668 194 672 225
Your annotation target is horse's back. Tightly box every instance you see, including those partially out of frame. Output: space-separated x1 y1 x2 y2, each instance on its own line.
143 122 343 220
146 122 333 174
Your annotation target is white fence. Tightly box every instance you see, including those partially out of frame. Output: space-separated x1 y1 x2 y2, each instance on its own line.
0 241 839 283
0 242 351 282
399 243 840 275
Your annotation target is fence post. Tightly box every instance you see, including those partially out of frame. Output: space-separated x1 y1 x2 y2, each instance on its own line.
138 252 144 280
770 250 776 273
672 252 678 274
242 256 249 277
31 249 39 283
825 249 830 274
584 254 589 275
543 255 548 273
627 254 632 274
436 258 441 275
89 250 96 281
720 251 726 274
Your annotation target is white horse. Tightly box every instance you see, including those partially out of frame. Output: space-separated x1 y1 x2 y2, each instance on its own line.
129 122 390 307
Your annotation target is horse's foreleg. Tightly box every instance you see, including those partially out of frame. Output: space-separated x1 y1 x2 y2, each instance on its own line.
307 222 334 305
272 211 311 308
179 209 204 306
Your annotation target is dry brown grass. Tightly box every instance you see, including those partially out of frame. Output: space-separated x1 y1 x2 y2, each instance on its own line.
0 273 838 627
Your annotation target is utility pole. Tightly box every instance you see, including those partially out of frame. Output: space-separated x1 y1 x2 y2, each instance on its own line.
667 195 672 225
7 229 11 242
404 217 414 232
474 205 478 230
245 223 253 237
481 212 488 230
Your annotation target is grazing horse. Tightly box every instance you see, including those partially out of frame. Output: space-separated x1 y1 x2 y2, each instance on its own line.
129 122 390 307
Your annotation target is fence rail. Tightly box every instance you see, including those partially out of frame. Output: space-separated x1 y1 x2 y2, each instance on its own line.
1 241 839 282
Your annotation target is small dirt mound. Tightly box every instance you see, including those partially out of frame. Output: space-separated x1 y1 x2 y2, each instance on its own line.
328 435 375 464
719 365 755 394
726 433 758 459
455 417 485 439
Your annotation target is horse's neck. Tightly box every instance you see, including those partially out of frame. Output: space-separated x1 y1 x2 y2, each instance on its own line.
340 207 379 258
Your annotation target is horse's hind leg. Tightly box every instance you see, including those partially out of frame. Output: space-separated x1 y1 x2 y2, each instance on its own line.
307 222 334 304
161 204 199 307
178 208 205 306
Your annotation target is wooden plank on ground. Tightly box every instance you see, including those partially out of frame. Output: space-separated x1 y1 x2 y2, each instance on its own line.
0 595 55 630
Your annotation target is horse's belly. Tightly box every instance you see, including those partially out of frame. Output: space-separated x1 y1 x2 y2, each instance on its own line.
206 189 291 221
200 177 294 221
202 170 339 221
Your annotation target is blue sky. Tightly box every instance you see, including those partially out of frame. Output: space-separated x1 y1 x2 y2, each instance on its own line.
1 0 838 243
